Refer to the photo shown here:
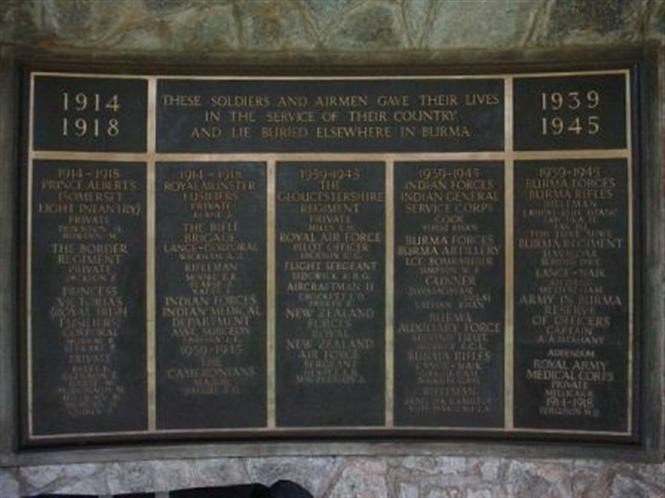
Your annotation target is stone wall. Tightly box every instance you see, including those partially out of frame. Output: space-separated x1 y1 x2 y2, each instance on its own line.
0 1 663 497
1 0 663 53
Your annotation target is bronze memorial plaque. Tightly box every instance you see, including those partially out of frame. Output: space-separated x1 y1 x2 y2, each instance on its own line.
19 65 641 447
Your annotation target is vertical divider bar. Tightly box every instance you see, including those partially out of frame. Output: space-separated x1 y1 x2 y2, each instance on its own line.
625 71 633 433
26 73 35 437
267 158 277 428
385 159 395 427
503 76 515 430
146 77 157 431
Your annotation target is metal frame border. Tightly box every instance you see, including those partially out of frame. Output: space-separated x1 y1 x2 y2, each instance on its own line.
0 45 661 466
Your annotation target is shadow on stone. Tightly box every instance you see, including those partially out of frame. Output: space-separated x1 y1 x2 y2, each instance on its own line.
31 480 313 498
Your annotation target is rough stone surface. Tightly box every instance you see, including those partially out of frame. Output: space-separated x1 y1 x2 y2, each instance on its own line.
1 457 664 497
324 458 388 498
0 0 662 51
0 0 663 497
245 456 341 496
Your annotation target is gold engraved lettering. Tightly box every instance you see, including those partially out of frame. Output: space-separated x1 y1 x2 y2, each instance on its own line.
159 166 262 399
279 165 382 387
60 92 122 138
515 162 626 421
37 165 141 418
540 90 602 136
395 164 503 420
178 86 501 145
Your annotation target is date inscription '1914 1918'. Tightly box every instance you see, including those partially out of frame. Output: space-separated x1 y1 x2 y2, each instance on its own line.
22 69 638 445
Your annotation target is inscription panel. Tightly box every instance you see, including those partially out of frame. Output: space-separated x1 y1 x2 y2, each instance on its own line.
275 162 385 426
513 159 629 432
33 76 148 152
156 79 504 153
513 75 626 151
31 160 147 435
394 162 504 427
155 162 267 429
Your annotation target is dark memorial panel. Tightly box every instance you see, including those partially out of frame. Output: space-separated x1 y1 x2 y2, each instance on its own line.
31 160 147 435
513 74 626 151
155 162 267 429
33 76 148 152
275 162 385 426
156 79 504 153
513 159 629 432
394 162 504 427
20 67 644 451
